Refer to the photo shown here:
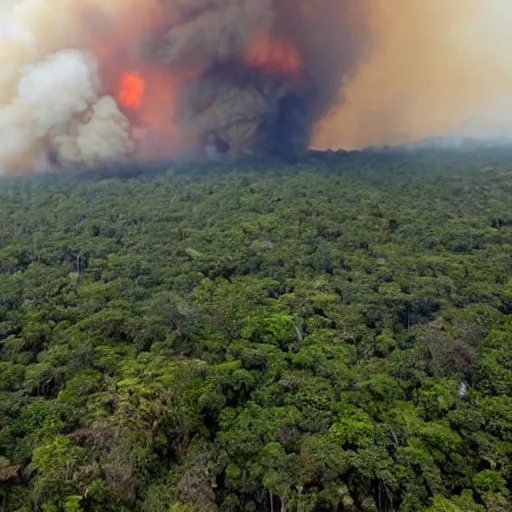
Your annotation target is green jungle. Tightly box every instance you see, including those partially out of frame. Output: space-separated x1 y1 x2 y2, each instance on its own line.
0 148 512 512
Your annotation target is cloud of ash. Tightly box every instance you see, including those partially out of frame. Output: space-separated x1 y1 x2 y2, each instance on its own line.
0 0 367 173
314 0 512 150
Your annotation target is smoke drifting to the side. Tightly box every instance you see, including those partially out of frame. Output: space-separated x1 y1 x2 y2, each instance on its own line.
0 0 367 173
314 0 512 150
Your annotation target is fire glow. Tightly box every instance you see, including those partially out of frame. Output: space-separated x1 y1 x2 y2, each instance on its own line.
244 32 302 76
118 72 146 110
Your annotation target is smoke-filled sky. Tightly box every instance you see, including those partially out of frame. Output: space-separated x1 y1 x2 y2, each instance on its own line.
315 0 512 149
0 0 511 173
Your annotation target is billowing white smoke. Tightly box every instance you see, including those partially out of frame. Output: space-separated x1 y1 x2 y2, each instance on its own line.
19 51 99 135
53 95 134 168
0 45 133 173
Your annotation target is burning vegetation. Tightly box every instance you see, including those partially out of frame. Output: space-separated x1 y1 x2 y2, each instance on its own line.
0 0 365 172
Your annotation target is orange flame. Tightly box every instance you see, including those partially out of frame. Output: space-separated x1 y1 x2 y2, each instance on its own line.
118 71 146 110
245 33 301 75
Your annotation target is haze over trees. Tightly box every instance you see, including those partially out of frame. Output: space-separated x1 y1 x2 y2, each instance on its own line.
0 149 512 511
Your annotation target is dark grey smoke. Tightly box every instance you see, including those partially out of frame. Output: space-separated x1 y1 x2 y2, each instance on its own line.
154 0 369 159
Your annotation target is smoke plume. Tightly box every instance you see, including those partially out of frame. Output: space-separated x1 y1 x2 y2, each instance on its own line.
0 0 366 172
1 0 511 173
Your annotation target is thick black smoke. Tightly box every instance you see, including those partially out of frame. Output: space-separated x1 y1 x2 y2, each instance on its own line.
156 0 368 159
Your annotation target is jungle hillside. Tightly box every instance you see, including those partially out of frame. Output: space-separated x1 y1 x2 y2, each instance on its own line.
1 148 512 512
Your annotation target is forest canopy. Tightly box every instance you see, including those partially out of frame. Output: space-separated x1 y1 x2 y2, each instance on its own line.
0 148 512 511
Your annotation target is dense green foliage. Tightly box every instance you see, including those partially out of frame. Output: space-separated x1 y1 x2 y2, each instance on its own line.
1 149 512 511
